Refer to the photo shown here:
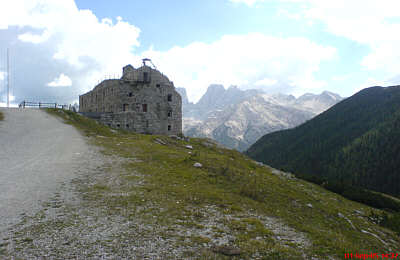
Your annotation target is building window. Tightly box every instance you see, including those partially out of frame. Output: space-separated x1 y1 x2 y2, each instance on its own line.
123 104 129 111
128 92 132 97
117 124 120 128
142 104 147 112
168 125 171 131
156 84 160 88
167 94 172 102
126 124 129 129
143 72 149 82
168 110 172 117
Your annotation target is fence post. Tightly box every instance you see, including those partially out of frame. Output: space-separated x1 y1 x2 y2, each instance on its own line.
55 103 57 109
23 101 25 108
39 102 41 108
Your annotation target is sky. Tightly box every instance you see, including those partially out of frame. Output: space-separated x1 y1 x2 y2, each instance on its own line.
1 0 400 107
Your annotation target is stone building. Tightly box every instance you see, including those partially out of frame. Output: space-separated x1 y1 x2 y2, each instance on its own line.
79 60 182 135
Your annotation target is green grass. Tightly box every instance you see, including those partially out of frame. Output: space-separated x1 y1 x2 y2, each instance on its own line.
0 111 4 121
45 108 400 259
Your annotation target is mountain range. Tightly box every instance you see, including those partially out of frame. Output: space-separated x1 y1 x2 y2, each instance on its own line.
246 85 400 196
177 85 343 151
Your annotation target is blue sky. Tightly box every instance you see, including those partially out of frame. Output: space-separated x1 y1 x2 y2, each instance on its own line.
0 0 400 106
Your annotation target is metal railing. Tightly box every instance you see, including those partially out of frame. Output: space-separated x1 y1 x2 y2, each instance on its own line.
19 101 77 111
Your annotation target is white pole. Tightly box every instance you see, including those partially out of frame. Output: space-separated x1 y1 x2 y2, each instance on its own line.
7 48 10 108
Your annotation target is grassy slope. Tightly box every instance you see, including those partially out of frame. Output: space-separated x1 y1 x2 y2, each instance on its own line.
44 109 400 259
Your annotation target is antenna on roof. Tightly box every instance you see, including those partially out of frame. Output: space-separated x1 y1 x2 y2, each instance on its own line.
142 58 157 70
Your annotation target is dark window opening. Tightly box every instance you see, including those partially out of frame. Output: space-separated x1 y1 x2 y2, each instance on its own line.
146 120 149 128
128 92 132 97
168 110 172 117
142 104 147 112
123 104 129 111
126 124 129 129
143 72 148 82
156 84 160 88
167 94 172 102
117 124 120 128
168 125 171 131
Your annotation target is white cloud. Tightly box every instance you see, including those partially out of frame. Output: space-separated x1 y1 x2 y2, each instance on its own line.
277 0 400 83
143 33 336 102
331 74 350 82
255 78 277 86
0 0 336 104
0 0 141 103
18 30 51 44
47 73 72 87
353 78 388 94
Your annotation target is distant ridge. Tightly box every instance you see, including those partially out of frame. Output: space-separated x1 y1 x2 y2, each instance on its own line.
246 85 400 196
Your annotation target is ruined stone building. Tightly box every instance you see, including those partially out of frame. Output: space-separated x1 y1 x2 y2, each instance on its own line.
79 60 182 135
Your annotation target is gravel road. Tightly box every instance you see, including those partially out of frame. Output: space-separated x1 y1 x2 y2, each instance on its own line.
0 108 96 235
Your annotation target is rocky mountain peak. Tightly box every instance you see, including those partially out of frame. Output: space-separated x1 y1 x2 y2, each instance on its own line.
182 85 343 151
176 87 190 106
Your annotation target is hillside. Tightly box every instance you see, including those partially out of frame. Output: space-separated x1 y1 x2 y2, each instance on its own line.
246 85 400 196
3 108 399 259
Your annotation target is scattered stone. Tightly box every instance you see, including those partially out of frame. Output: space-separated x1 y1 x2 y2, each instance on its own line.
202 141 213 148
354 210 364 215
255 161 264 166
306 203 313 208
185 145 193 149
339 212 356 230
169 135 182 140
211 245 241 256
361 229 388 246
154 138 167 145
193 162 202 168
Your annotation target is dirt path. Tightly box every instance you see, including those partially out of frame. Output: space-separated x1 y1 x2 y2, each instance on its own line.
0 108 101 235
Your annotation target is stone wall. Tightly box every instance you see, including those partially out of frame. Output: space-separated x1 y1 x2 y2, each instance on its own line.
79 65 182 135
